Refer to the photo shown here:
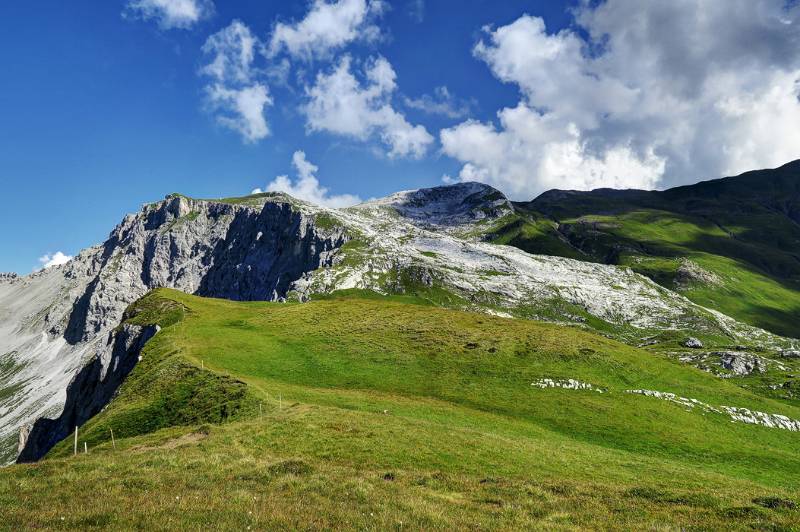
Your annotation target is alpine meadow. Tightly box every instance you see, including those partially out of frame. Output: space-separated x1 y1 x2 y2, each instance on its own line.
2 0 800 530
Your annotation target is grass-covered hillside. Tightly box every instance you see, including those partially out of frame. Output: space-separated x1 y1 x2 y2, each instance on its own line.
490 160 800 338
2 289 800 529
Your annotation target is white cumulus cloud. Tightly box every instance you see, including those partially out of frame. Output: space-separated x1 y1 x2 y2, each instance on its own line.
253 151 362 208
268 0 385 60
441 105 665 198
38 252 72 271
200 21 272 143
205 84 271 143
124 0 214 29
442 0 800 199
304 56 434 158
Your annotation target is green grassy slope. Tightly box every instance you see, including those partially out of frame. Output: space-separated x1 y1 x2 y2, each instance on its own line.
2 289 799 529
496 160 800 337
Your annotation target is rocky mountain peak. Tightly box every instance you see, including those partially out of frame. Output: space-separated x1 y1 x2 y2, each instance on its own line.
0 193 353 463
356 182 513 226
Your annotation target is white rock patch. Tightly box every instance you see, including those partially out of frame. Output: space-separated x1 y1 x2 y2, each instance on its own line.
626 389 721 413
627 389 800 431
721 407 800 431
533 378 605 393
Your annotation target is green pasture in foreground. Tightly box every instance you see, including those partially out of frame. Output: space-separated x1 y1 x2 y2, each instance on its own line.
2 289 799 529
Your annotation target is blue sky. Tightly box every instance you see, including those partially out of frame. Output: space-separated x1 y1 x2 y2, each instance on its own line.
1 0 799 273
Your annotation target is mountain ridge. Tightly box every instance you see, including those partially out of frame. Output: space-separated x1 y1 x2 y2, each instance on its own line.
529 159 800 203
1 166 799 464
500 160 800 337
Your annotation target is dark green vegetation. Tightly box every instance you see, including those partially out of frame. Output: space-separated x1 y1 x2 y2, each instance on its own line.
488 160 800 337
2 289 799 529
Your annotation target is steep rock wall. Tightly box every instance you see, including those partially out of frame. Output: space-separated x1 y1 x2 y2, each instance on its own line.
0 194 347 463
16 323 159 462
59 195 346 344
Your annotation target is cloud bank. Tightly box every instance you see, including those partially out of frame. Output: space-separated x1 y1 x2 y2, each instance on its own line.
38 252 72 270
442 0 800 199
404 86 472 119
200 21 272 143
268 0 385 60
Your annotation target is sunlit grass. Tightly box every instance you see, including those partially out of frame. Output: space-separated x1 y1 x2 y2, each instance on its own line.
2 289 799 529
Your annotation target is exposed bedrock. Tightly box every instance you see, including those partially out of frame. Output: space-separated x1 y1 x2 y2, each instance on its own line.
61 196 348 344
16 323 158 463
2 194 348 463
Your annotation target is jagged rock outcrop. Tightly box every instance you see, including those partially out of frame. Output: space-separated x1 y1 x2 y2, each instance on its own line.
626 388 800 431
16 425 30 457
55 195 347 344
363 182 514 228
674 349 787 378
532 378 604 392
685 337 704 348
722 407 800 431
718 351 767 376
16 323 159 462
675 259 722 289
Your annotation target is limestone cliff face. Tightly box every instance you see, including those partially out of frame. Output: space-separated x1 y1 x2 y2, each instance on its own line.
57 195 346 344
0 193 347 463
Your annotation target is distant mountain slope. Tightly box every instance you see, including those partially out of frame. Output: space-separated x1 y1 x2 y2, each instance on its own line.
495 160 800 337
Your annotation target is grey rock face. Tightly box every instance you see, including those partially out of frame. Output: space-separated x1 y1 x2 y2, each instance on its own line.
717 351 767 376
780 350 800 359
0 193 348 463
0 273 18 283
674 349 785 378
360 181 514 227
16 323 160 462
675 259 722 290
56 195 347 344
16 424 30 457
685 337 704 348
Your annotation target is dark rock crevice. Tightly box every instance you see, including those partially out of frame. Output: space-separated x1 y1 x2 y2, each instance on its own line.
196 203 346 301
63 276 101 345
16 323 159 463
